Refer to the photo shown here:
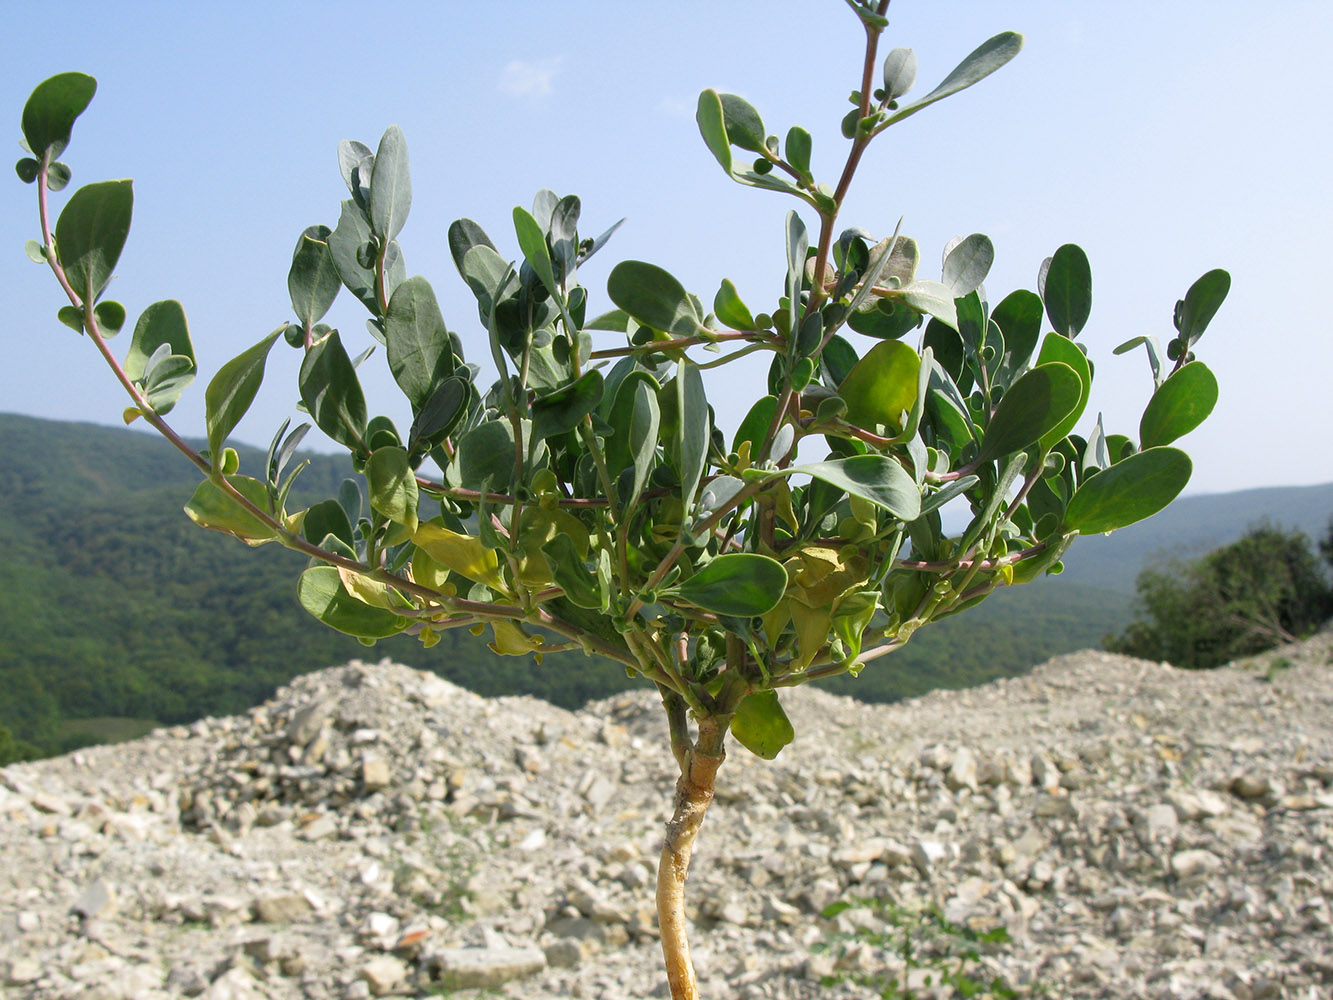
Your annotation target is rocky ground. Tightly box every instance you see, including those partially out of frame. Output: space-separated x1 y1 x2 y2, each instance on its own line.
1 632 1331 1000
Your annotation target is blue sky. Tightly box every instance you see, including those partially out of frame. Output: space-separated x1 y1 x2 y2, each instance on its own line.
4 2 1330 496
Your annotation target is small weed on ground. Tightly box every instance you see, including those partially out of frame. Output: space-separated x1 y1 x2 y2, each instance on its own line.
816 896 1018 999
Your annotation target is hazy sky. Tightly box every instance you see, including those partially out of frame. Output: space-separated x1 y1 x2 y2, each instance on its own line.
4 2 1330 496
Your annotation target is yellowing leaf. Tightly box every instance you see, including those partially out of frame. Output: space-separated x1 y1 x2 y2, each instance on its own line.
412 522 505 590
489 620 544 656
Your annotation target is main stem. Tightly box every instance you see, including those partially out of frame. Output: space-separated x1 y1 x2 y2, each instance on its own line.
657 715 728 1000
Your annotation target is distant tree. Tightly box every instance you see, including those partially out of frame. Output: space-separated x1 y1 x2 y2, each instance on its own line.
1107 523 1333 669
0 723 33 766
1321 517 1333 572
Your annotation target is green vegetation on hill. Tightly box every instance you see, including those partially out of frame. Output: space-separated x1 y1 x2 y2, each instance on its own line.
1107 523 1333 668
1 413 1326 762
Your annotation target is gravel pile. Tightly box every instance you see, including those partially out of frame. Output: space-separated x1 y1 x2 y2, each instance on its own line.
1 631 1330 999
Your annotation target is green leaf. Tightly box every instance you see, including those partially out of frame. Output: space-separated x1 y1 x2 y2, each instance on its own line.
92 299 125 337
627 379 661 507
784 126 812 176
1041 244 1092 337
1033 332 1091 449
1139 361 1217 447
884 32 1023 126
369 125 411 242
366 445 419 533
991 289 1043 381
457 419 518 492
22 72 97 160
675 362 708 511
126 300 193 379
1063 447 1192 535
731 690 795 760
57 305 84 333
719 93 767 153
784 455 921 520
54 179 133 303
1174 268 1231 348
607 260 701 337
126 300 195 414
45 161 71 191
328 200 377 313
302 498 355 549
299 331 368 452
733 395 778 456
695 90 733 174
184 475 277 545
287 227 340 328
675 553 788 617
16 158 40 184
881 47 918 99
602 369 657 468
409 374 471 454
532 370 602 444
513 205 558 297
894 280 957 329
836 339 920 433
540 534 602 609
384 275 454 411
205 328 281 469
297 565 406 640
976 362 1082 463
713 278 756 330
942 234 993 296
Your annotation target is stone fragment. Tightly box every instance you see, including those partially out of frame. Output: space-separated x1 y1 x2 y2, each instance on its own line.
30 790 71 815
1143 803 1179 839
431 946 546 990
253 892 314 923
1230 773 1272 800
73 879 118 920
361 755 392 792
4 958 42 985
1171 849 1222 878
286 699 332 747
358 955 409 996
946 746 978 791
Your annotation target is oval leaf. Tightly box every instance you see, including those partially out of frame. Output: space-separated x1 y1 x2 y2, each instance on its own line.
942 233 993 296
976 362 1082 463
1042 244 1092 337
718 93 766 153
675 552 788 618
1139 361 1217 448
183 475 277 545
786 455 921 521
369 125 411 242
836 339 920 433
366 445 419 532
413 521 504 590
731 690 795 760
205 328 282 468
1034 332 1091 450
606 260 701 336
288 228 341 327
1063 447 1192 535
54 179 133 303
22 72 97 160
1174 268 1231 348
299 331 368 452
297 565 406 639
385 275 454 410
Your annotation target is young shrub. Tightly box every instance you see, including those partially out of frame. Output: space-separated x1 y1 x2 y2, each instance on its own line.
15 4 1228 997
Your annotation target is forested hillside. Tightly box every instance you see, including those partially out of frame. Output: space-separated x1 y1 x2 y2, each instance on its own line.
2 413 1328 760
